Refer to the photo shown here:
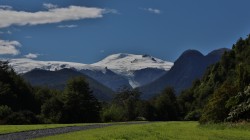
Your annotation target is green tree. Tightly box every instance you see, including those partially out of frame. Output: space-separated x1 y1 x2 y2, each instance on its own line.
153 87 179 121
102 88 144 122
0 105 13 124
62 77 101 123
0 61 38 112
226 85 250 122
199 82 237 123
40 96 64 123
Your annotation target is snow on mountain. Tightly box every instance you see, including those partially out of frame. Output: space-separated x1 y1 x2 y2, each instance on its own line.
93 53 173 88
3 53 173 88
92 53 173 76
7 58 101 74
6 53 173 74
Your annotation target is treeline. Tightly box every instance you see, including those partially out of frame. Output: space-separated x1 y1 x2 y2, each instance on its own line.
0 61 101 124
102 87 179 122
178 35 250 123
0 61 180 124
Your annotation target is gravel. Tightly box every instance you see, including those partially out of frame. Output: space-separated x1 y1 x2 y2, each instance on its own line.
0 122 149 140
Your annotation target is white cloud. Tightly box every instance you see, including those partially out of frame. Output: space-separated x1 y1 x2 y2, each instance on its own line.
100 50 105 53
24 53 40 59
142 8 161 14
57 25 78 28
0 39 21 55
43 3 58 9
0 5 115 28
0 5 12 10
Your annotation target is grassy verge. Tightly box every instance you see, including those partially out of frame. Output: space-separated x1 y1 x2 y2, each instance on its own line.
35 121 250 140
0 123 90 134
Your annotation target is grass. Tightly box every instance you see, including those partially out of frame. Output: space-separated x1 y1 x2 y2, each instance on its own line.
0 123 90 134
35 121 250 140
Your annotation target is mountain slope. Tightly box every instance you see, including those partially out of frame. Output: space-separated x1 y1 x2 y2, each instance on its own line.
7 53 173 89
80 68 131 91
92 53 173 87
92 53 172 75
179 36 250 123
140 48 229 99
22 68 114 101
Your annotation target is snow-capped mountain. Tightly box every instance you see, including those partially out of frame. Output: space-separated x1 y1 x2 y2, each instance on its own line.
92 53 173 87
93 53 173 76
6 58 98 74
4 53 173 89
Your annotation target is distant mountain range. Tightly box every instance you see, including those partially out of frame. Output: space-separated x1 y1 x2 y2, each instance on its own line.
139 48 230 99
7 53 173 91
4 49 229 100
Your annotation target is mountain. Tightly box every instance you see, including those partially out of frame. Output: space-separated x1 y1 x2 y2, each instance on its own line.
22 68 114 101
140 48 230 99
7 53 173 89
133 68 167 86
179 36 250 123
92 53 173 88
80 68 131 91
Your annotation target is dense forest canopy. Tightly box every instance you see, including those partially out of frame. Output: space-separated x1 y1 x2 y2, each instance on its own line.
179 35 250 123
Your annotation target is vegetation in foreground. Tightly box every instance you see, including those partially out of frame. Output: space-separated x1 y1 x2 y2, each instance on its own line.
35 122 250 140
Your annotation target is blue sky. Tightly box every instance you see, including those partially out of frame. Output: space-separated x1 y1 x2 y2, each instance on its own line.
0 0 250 63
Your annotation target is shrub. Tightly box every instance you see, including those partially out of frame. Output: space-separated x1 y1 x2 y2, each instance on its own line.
6 110 39 124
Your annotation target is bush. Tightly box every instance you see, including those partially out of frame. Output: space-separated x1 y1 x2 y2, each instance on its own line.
184 110 201 121
101 104 125 122
0 105 13 124
6 110 39 124
0 105 12 119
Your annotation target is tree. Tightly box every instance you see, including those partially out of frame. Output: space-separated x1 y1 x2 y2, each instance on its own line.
199 82 237 123
40 96 64 123
62 77 101 123
226 85 250 122
0 105 12 124
0 61 38 112
101 88 144 122
153 87 179 121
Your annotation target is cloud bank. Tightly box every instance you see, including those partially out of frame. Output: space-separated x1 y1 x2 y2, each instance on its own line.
0 39 21 55
0 5 114 28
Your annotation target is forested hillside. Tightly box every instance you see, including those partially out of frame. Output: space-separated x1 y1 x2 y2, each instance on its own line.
0 62 101 124
179 35 250 123
140 48 227 99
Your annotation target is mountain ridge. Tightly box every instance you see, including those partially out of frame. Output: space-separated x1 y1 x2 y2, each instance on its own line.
6 53 173 89
140 48 230 99
22 68 114 101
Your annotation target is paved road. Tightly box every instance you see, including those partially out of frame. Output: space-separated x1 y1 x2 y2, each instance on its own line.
0 122 149 140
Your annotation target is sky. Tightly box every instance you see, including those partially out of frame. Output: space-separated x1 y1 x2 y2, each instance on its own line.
0 0 250 64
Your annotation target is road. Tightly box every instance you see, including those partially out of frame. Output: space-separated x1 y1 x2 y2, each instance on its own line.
0 122 149 140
